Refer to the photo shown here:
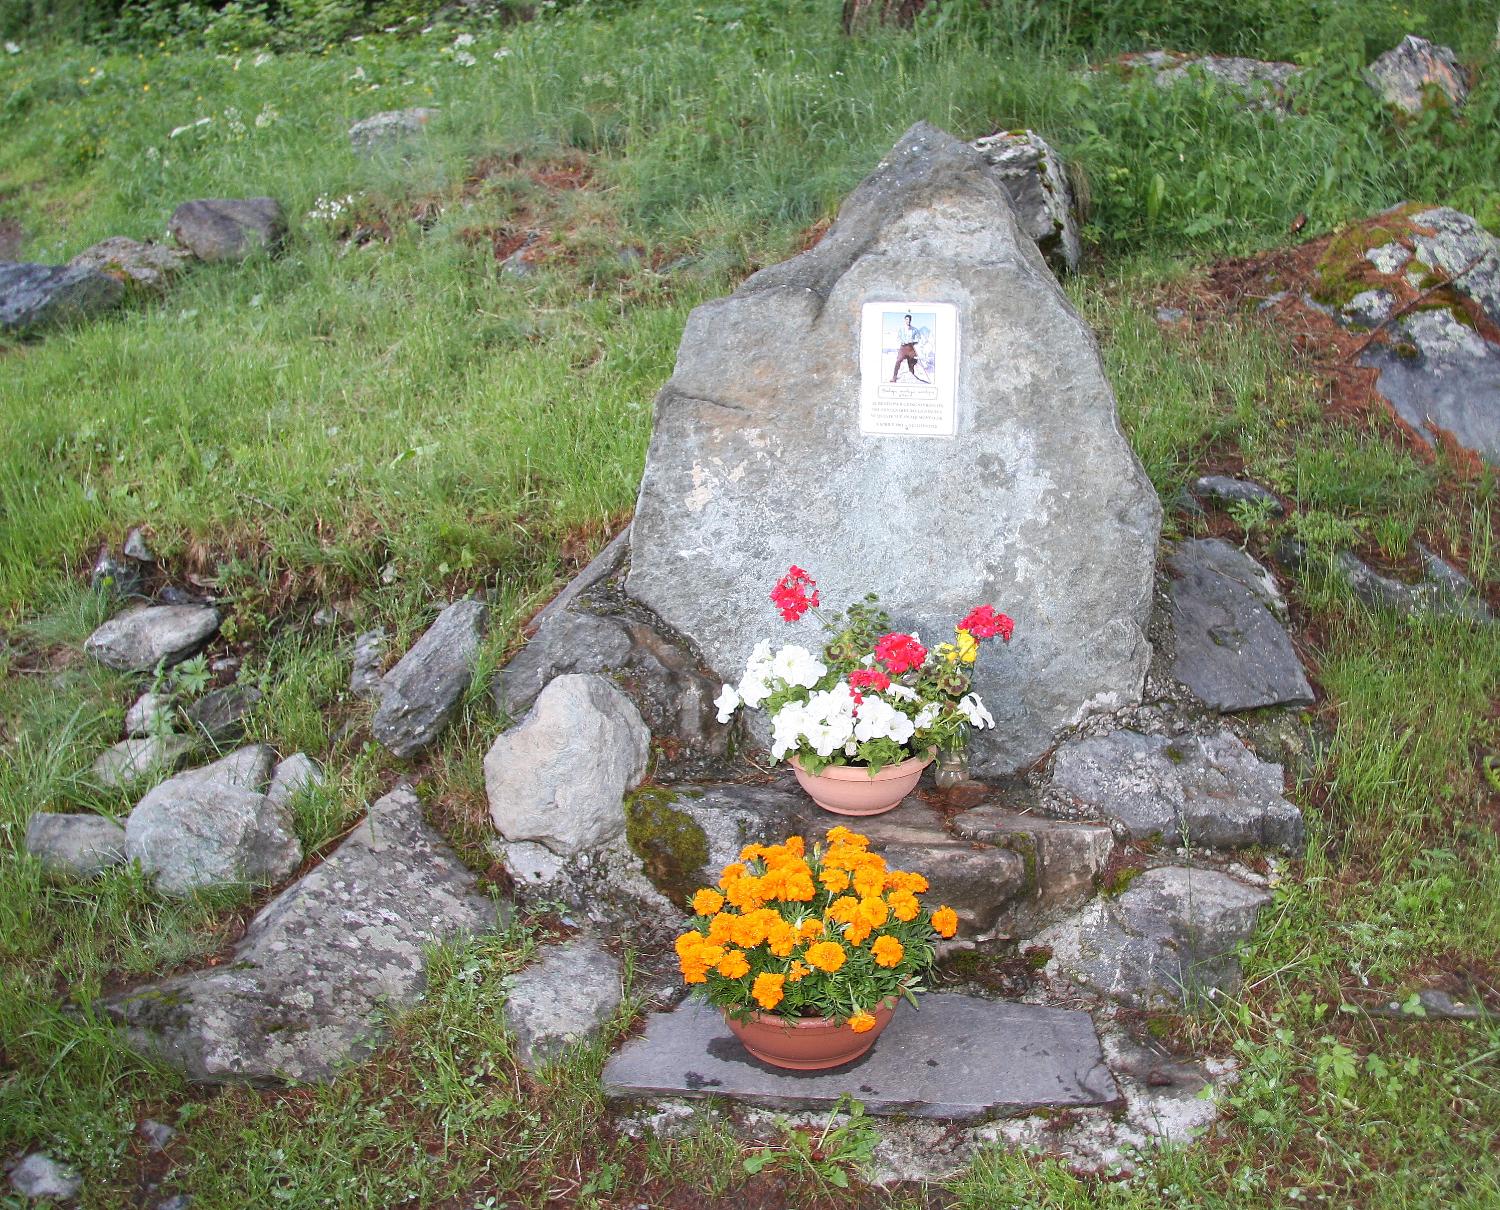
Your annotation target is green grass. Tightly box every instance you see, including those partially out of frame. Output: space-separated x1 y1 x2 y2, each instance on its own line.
2 1 1498 1205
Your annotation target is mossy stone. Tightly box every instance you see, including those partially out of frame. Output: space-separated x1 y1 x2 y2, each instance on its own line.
624 787 710 908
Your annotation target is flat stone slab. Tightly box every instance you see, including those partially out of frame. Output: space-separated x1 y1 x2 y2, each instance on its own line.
602 993 1118 1119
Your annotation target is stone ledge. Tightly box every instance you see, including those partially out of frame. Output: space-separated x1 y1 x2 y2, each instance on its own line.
602 993 1118 1120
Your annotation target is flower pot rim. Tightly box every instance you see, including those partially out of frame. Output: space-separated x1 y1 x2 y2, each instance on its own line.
724 995 901 1031
789 752 934 782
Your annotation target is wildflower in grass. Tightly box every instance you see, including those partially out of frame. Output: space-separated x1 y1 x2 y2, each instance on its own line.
454 51 476 67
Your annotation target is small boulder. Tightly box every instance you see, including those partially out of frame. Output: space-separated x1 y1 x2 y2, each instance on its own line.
8 1153 82 1202
502 937 623 1068
1335 550 1492 623
1366 36 1468 114
124 691 171 737
168 197 286 262
85 605 220 672
25 812 128 877
1189 475 1284 515
1048 728 1305 851
349 107 439 155
1166 539 1313 711
0 260 124 334
69 236 191 291
371 601 488 758
183 685 263 741
1035 865 1271 1008
968 129 1080 274
350 628 387 698
485 673 650 855
176 744 276 792
92 735 196 790
267 753 322 809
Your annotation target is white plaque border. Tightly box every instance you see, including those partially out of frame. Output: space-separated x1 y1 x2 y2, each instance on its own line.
857 300 960 438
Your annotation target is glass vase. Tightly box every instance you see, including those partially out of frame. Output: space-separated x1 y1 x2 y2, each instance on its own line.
933 748 968 790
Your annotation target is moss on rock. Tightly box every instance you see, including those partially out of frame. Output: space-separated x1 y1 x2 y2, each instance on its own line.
624 787 710 908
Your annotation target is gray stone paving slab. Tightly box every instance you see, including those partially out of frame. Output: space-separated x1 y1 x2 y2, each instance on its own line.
602 993 1118 1119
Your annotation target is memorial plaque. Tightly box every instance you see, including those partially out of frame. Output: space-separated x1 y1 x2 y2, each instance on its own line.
858 301 959 437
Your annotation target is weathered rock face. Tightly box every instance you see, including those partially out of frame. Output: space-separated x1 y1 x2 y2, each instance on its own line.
24 812 128 877
92 735 197 790
124 691 170 737
349 107 439 155
485 673 650 855
69 236 191 291
1035 865 1271 1008
501 937 622 1068
1366 36 1468 114
1336 549 1493 622
968 129 1080 274
1165 539 1313 712
1116 51 1302 102
1047 728 1305 851
350 628 387 699
0 261 124 333
627 123 1160 775
177 744 276 792
104 787 499 1083
168 197 286 262
184 685 262 740
1190 475 1284 515
85 605 220 672
372 600 487 758
267 753 322 809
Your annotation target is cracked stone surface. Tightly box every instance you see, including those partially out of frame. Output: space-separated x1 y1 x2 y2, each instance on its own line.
625 122 1160 776
1365 35 1468 114
104 786 500 1083
968 128 1080 273
69 236 191 291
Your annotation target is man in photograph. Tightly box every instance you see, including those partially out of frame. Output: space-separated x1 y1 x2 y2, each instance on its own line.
890 313 928 383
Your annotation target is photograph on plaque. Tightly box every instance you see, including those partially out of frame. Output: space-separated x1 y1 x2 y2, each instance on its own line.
858 300 959 437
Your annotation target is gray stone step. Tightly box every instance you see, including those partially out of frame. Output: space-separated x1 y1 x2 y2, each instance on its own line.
603 993 1118 1119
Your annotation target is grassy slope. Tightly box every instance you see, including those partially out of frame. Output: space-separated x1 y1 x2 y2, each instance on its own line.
1 2 1497 1206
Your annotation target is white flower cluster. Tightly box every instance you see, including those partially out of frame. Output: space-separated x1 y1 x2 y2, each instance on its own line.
307 193 356 222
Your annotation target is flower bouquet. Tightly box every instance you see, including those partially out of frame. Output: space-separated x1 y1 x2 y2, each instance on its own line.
714 566 1013 814
675 826 958 1069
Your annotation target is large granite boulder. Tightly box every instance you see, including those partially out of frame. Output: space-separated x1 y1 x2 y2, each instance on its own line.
1365 36 1468 114
485 673 651 855
168 197 286 262
1035 865 1271 1008
1047 727 1305 851
371 600 487 758
968 129 1080 274
104 786 499 1083
626 123 1161 775
84 605 220 672
0 261 124 333
1166 539 1313 711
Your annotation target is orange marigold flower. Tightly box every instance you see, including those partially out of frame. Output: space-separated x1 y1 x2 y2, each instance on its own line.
888 890 920 922
766 919 797 958
717 949 751 979
825 826 869 850
844 921 872 946
785 835 806 856
848 1010 877 1033
853 866 887 899
780 871 816 902
678 956 708 984
718 862 746 890
828 895 860 924
871 935 904 968
805 940 847 973
692 888 725 916
820 867 851 893
707 912 737 944
931 906 959 939
675 931 705 959
752 971 786 1011
857 896 889 929
796 918 824 943
786 960 811 982
739 843 766 863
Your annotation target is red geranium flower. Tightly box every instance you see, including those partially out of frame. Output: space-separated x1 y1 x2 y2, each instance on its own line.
874 632 928 675
770 566 820 622
959 605 1014 642
848 668 892 693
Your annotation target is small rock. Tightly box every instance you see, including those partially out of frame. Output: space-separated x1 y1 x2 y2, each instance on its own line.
485 673 650 856
69 237 190 292
1190 475 1284 515
139 1118 176 1150
24 812 128 877
168 197 287 262
183 685 263 740
1343 288 1395 327
123 527 155 562
1366 35 1468 114
502 937 623 1068
968 128 1080 274
492 839 566 886
1365 241 1412 275
0 260 124 334
1155 306 1186 324
91 548 145 598
124 691 171 737
1035 865 1272 1007
85 605 220 672
1415 543 1482 599
176 744 276 792
92 735 197 790
349 107 439 155
1165 539 1314 711
371 601 487 758
208 655 240 677
8 1153 81 1201
266 753 322 809
1117 50 1302 103
1335 550 1492 622
350 628 387 698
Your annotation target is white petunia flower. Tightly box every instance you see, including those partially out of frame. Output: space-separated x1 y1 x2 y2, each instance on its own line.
770 644 826 689
884 684 917 702
854 697 915 745
914 702 941 730
714 684 740 724
958 693 995 729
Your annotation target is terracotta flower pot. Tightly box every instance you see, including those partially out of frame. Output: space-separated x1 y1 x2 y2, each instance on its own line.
724 999 898 1070
790 753 932 816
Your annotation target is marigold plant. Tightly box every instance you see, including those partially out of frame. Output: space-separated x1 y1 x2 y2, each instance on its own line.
675 825 958 1027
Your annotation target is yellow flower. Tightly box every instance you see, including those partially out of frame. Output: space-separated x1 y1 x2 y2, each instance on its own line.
692 888 724 916
825 826 869 850
752 971 786 1010
936 642 959 664
718 862 746 889
844 921 872 946
805 940 847 973
852 865 886 899
717 949 750 979
796 918 824 943
848 1010 877 1033
955 628 979 663
827 895 860 924
931 906 959 939
766 919 797 957
707 912 737 944
871 935 904 968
